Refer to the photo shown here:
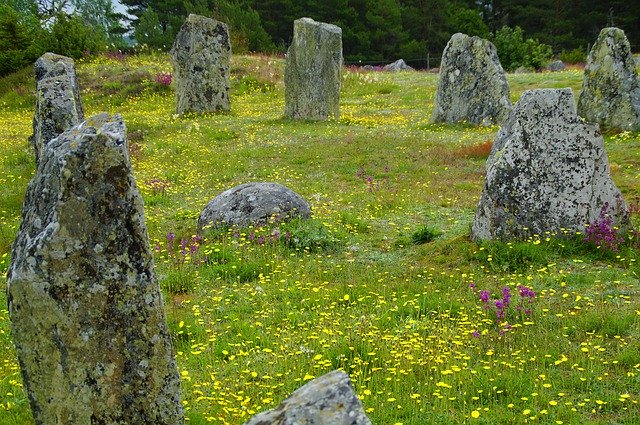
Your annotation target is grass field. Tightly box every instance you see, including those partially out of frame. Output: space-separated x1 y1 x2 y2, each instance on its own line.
0 53 639 424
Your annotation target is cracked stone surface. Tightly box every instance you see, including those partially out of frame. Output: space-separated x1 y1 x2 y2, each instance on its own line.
243 370 372 425
472 88 629 240
577 27 640 131
170 14 231 114
285 17 342 121
198 182 311 232
31 52 84 163
7 113 184 424
432 33 511 125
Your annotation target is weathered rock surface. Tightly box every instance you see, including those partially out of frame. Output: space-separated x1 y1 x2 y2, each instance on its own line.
472 88 629 240
7 113 184 424
170 14 231 114
31 52 84 162
432 33 511 125
384 59 414 71
577 27 640 131
547 60 566 71
198 182 311 231
243 370 372 425
285 17 342 121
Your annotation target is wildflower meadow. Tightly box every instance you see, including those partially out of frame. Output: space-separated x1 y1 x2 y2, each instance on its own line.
0 53 638 424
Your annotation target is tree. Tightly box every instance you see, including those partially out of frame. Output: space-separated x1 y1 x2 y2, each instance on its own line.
73 0 127 47
0 2 45 76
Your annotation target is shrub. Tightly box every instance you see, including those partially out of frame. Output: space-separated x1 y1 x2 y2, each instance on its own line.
492 26 552 71
559 47 587 64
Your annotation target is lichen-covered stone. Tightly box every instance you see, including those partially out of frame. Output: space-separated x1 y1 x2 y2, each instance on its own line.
547 60 566 72
577 27 640 131
285 17 342 121
472 88 629 240
31 52 84 162
7 113 184 424
243 370 372 425
383 59 414 71
198 182 311 232
170 14 231 114
432 33 511 125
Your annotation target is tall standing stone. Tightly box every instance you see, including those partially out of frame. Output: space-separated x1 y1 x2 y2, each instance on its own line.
31 52 84 162
577 27 640 131
285 17 342 121
472 89 629 241
7 113 184 424
432 33 511 126
170 14 231 114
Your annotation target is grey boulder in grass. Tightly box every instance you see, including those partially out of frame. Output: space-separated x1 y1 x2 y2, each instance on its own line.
472 88 629 241
285 17 342 121
8 113 184 424
170 14 231 114
243 370 372 425
31 52 84 163
577 27 640 131
198 182 311 232
432 33 511 126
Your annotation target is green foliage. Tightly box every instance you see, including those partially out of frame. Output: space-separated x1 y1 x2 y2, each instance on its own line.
492 25 552 71
43 13 106 58
0 3 44 76
559 47 587 64
410 225 442 245
134 7 174 50
473 240 549 272
211 1 274 53
281 218 340 252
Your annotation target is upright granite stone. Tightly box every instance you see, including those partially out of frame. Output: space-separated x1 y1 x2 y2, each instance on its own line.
7 113 184 424
243 370 372 425
432 33 511 125
31 52 84 162
285 17 342 121
472 89 629 241
577 27 640 131
170 14 231 114
198 182 311 232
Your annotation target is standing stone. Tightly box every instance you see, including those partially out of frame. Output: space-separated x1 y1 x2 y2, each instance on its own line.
577 27 640 131
243 370 372 425
31 52 84 163
7 113 184 424
432 33 511 126
285 17 342 121
472 89 629 241
547 60 566 72
170 14 231 114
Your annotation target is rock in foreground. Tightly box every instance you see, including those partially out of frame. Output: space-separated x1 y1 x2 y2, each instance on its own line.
285 17 342 121
198 182 311 232
170 14 231 114
31 52 84 162
577 27 640 131
243 370 372 425
472 88 629 240
432 33 511 125
8 113 184 424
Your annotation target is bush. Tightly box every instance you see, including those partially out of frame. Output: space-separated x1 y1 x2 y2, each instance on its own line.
44 14 106 58
559 47 587 64
492 26 552 71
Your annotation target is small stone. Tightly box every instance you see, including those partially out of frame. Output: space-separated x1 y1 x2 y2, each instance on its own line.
170 14 231 114
472 88 629 240
432 33 512 125
31 52 84 163
8 113 184 424
198 182 311 232
285 17 343 121
547 60 566 71
383 59 414 71
577 27 640 131
513 66 532 74
243 370 372 425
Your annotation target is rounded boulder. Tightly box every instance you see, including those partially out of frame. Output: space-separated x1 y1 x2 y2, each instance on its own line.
198 182 311 232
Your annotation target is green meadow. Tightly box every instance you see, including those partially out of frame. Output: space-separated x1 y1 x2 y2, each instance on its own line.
0 53 639 424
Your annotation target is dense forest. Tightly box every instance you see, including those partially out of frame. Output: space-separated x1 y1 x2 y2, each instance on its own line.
1 0 639 76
